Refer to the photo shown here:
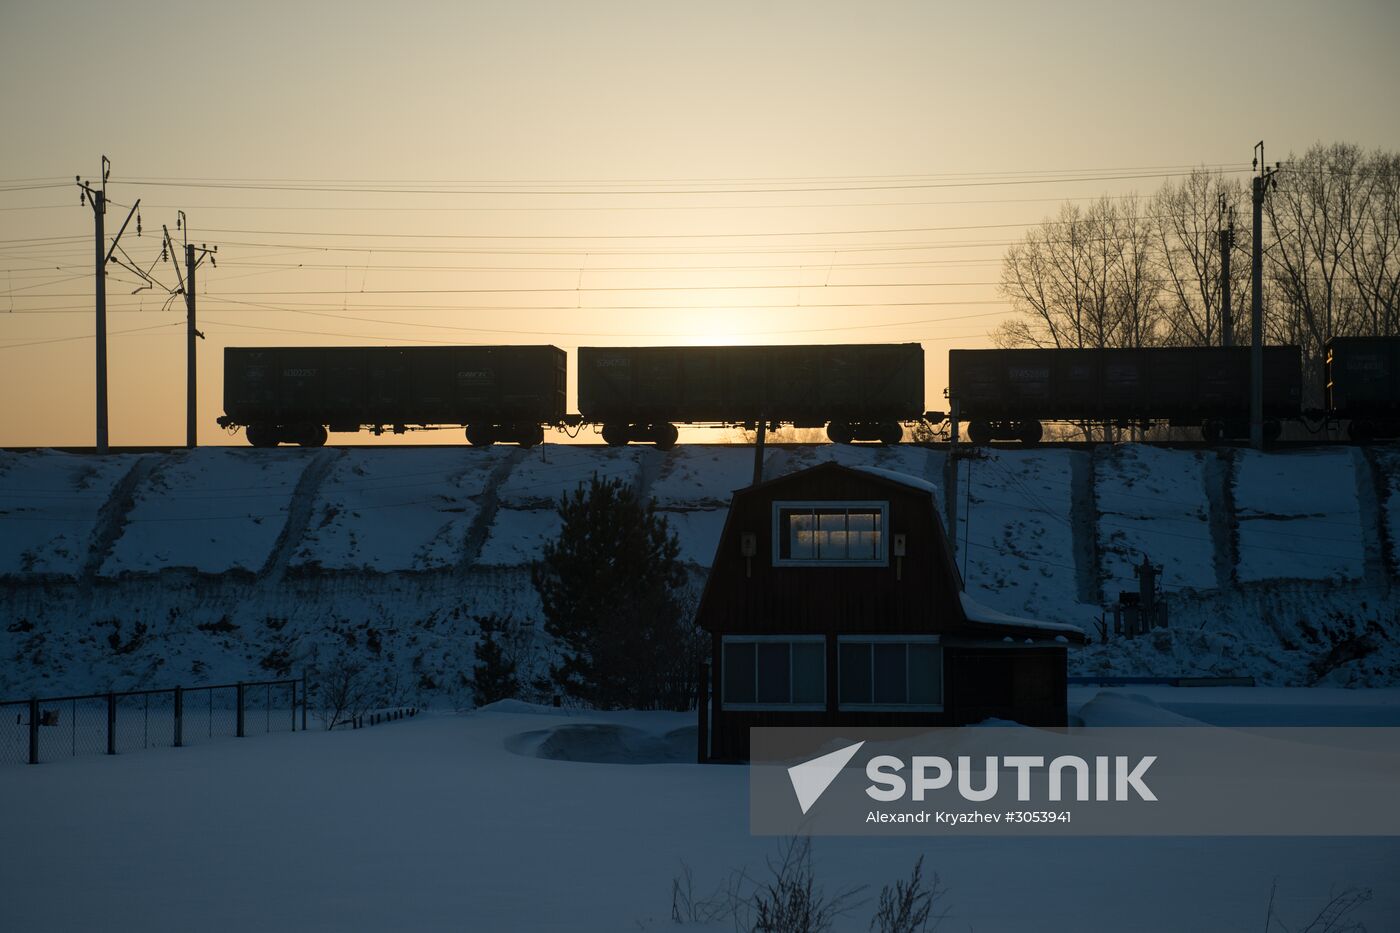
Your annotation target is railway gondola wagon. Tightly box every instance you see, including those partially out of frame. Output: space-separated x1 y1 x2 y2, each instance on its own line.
1325 336 1400 441
948 346 1302 444
577 343 927 447
218 345 567 447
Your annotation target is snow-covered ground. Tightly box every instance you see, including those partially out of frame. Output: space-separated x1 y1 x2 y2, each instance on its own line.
3 443 1400 699
954 448 1086 622
1095 445 1216 592
100 448 309 576
1 690 1396 932
0 450 136 576
1233 448 1367 583
292 448 509 572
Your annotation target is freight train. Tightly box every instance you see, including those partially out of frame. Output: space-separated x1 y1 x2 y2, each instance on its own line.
217 336 1400 447
217 343 929 448
948 337 1400 444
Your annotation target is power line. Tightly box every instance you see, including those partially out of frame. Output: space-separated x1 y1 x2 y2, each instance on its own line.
106 168 1248 197
0 320 183 351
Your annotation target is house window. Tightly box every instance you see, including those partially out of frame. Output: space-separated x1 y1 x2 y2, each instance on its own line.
838 637 942 710
773 501 887 566
722 636 826 710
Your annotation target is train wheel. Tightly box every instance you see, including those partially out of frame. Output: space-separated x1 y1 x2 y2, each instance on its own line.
602 423 630 447
1263 419 1282 443
1347 420 1376 443
826 421 854 445
1017 421 1043 446
299 424 328 448
518 424 545 449
1200 420 1224 444
967 421 993 445
653 423 679 450
465 424 495 447
878 422 903 446
247 424 278 448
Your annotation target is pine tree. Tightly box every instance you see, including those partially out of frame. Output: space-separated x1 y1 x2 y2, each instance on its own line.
530 474 694 709
471 614 519 707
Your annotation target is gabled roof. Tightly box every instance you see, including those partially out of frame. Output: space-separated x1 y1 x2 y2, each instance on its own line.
736 459 937 498
715 459 1087 645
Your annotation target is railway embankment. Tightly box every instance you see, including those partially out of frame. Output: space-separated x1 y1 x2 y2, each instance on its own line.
2 443 1397 699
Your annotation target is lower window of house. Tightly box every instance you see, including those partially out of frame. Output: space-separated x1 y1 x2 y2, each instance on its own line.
838 639 942 709
722 638 825 708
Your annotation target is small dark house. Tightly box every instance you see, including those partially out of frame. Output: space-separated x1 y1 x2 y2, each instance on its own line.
696 462 1085 761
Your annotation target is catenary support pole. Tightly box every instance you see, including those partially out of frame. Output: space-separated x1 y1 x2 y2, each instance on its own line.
752 420 766 485
94 190 108 453
1251 173 1264 449
1249 142 1279 450
1220 220 1233 348
186 244 197 449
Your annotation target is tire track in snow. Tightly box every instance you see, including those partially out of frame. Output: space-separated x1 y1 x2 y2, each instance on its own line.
80 453 159 588
259 448 342 580
1204 449 1238 591
458 447 528 573
1353 447 1391 592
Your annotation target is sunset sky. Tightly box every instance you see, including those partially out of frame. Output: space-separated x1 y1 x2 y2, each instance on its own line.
2 0 1398 446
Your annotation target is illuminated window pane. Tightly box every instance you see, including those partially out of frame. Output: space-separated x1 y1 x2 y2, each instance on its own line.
783 509 816 560
776 503 886 564
847 510 877 560
817 510 847 559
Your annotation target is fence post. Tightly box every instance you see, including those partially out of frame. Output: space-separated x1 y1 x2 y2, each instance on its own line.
106 692 116 755
236 682 245 738
290 680 297 732
173 686 183 748
301 676 308 732
28 698 39 765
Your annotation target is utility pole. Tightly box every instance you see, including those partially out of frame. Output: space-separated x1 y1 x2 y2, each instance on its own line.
752 419 767 485
1250 142 1280 450
944 397 961 565
77 157 142 454
164 212 215 449
1219 196 1234 348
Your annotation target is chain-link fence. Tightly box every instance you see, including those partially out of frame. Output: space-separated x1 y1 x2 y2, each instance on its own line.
1 679 305 766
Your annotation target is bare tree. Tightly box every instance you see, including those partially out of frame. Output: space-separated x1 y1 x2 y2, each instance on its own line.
315 652 373 730
997 196 1166 351
1345 151 1400 336
1265 144 1371 377
1151 169 1251 346
870 855 946 933
749 837 866 933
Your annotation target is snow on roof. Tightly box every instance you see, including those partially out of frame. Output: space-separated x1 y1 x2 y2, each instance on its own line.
959 590 1087 638
845 465 941 498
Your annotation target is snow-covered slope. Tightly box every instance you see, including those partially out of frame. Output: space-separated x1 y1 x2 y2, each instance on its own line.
3 443 1399 699
0 451 137 576
1233 448 1366 583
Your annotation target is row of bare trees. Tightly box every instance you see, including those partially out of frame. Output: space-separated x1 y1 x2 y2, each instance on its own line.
996 143 1400 403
